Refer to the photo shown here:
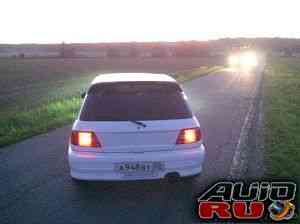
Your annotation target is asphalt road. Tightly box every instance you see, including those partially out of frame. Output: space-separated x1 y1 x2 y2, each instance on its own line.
0 67 264 224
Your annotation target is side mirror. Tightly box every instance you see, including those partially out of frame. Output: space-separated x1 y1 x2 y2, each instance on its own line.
81 91 86 99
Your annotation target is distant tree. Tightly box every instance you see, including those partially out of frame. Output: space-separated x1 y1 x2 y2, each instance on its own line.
174 42 210 57
18 53 25 59
174 42 194 57
129 44 139 57
107 47 121 57
60 42 75 58
151 45 166 57
60 42 66 58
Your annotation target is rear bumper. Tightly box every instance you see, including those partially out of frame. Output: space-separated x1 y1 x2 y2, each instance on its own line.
68 144 205 181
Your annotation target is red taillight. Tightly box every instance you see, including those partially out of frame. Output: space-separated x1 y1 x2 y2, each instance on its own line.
71 131 101 147
176 127 201 144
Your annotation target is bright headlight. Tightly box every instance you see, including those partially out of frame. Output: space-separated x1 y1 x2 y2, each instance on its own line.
228 55 239 67
240 52 258 68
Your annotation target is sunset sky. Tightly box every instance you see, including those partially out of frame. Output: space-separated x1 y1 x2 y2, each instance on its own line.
1 0 300 43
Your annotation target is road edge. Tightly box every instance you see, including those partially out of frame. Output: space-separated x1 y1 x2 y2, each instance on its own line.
229 67 265 179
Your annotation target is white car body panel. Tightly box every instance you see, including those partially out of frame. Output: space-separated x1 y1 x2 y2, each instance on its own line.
91 73 176 85
68 144 205 181
72 118 201 153
68 73 206 181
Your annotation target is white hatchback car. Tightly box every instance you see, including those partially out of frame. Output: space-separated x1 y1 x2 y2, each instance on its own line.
68 73 205 182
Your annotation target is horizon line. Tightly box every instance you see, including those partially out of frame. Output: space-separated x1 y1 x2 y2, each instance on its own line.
1 37 300 45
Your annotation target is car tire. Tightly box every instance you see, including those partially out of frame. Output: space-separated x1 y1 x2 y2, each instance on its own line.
182 173 201 185
71 177 88 185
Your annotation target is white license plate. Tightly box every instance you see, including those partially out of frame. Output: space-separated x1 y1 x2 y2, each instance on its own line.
115 162 164 176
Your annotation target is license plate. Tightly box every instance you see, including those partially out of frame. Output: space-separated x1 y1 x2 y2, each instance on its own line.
115 162 164 177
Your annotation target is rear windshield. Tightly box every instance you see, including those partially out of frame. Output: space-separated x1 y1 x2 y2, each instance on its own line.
80 82 192 121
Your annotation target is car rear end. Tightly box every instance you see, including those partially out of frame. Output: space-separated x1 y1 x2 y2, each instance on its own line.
68 79 205 181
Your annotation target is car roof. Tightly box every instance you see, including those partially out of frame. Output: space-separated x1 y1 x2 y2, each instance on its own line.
91 73 176 85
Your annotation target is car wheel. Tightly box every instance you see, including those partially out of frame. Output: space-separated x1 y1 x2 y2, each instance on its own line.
182 173 201 185
71 177 88 185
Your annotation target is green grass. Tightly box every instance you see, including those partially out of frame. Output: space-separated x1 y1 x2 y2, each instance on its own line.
0 97 81 146
173 65 223 82
263 57 300 222
263 57 300 179
0 58 222 147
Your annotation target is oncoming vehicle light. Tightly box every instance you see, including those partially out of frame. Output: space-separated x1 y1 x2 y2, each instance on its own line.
240 51 258 68
228 54 239 67
228 51 258 70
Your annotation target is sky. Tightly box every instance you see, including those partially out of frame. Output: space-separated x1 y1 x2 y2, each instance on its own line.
1 0 300 44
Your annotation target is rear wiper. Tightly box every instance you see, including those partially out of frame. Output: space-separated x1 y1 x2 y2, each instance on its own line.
129 120 147 128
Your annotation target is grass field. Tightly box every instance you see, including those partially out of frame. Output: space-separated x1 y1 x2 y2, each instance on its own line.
0 57 222 147
264 57 300 179
263 57 300 214
263 58 300 223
